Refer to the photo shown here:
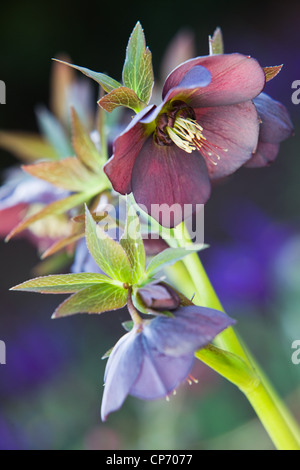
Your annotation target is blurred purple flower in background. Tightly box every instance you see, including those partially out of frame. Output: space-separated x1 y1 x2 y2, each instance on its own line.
101 305 234 420
202 202 294 311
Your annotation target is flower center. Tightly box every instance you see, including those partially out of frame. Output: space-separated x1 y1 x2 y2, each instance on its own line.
155 102 228 166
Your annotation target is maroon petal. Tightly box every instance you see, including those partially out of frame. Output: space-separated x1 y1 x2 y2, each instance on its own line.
253 93 294 143
194 100 260 179
162 53 265 107
245 141 280 168
131 137 211 228
103 105 155 194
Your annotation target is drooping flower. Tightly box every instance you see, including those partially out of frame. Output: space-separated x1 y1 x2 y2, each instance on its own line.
246 93 294 168
101 305 235 420
104 53 266 227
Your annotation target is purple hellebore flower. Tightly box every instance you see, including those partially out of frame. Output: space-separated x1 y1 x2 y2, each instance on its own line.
104 53 266 227
0 168 67 240
101 305 235 420
246 92 294 168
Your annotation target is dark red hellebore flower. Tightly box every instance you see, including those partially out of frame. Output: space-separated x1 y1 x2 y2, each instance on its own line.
104 53 266 227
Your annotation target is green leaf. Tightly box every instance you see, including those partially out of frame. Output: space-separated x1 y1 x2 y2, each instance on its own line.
122 22 154 104
209 27 224 55
120 206 145 284
71 108 104 170
11 273 111 293
23 157 98 192
5 192 89 241
0 131 59 162
146 244 207 277
52 59 122 93
263 65 283 82
196 344 260 392
36 107 73 159
85 206 132 283
52 283 127 318
98 86 144 113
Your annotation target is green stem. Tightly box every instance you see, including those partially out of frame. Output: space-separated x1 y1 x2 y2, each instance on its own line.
169 222 300 450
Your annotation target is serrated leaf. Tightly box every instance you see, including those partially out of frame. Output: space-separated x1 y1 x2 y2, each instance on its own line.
120 206 145 284
11 273 111 293
146 244 207 277
36 107 73 159
71 108 104 170
0 131 59 162
98 86 144 113
23 157 98 192
122 22 154 104
5 192 88 241
209 27 224 55
85 206 132 283
52 283 127 318
52 59 122 94
263 65 283 82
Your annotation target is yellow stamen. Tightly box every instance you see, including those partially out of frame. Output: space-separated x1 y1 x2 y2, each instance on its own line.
166 116 228 166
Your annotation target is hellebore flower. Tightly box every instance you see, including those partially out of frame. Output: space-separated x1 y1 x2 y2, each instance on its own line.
101 305 235 420
104 53 266 227
0 168 68 242
246 93 294 168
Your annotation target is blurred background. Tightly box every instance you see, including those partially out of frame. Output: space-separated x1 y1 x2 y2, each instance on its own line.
0 0 299 450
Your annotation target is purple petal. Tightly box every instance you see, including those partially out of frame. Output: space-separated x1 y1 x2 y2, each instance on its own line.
71 238 103 274
194 101 260 179
103 105 155 195
131 137 211 228
144 305 235 357
245 141 280 168
101 331 143 421
138 283 180 311
163 65 212 103
130 337 194 400
0 168 66 210
253 93 294 143
162 54 265 107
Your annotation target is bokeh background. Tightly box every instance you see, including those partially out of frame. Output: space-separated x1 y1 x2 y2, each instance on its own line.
0 0 300 450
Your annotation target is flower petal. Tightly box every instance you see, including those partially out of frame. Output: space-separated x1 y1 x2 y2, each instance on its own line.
101 330 143 421
253 93 294 143
130 337 194 400
138 283 180 311
144 305 235 357
245 142 280 168
162 53 265 107
163 65 212 103
194 101 260 179
103 105 155 194
131 137 211 228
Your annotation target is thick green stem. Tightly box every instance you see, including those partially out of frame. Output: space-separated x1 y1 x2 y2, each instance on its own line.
169 222 300 450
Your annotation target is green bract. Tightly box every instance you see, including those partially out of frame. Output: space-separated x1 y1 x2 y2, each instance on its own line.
55 22 154 114
11 205 206 318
